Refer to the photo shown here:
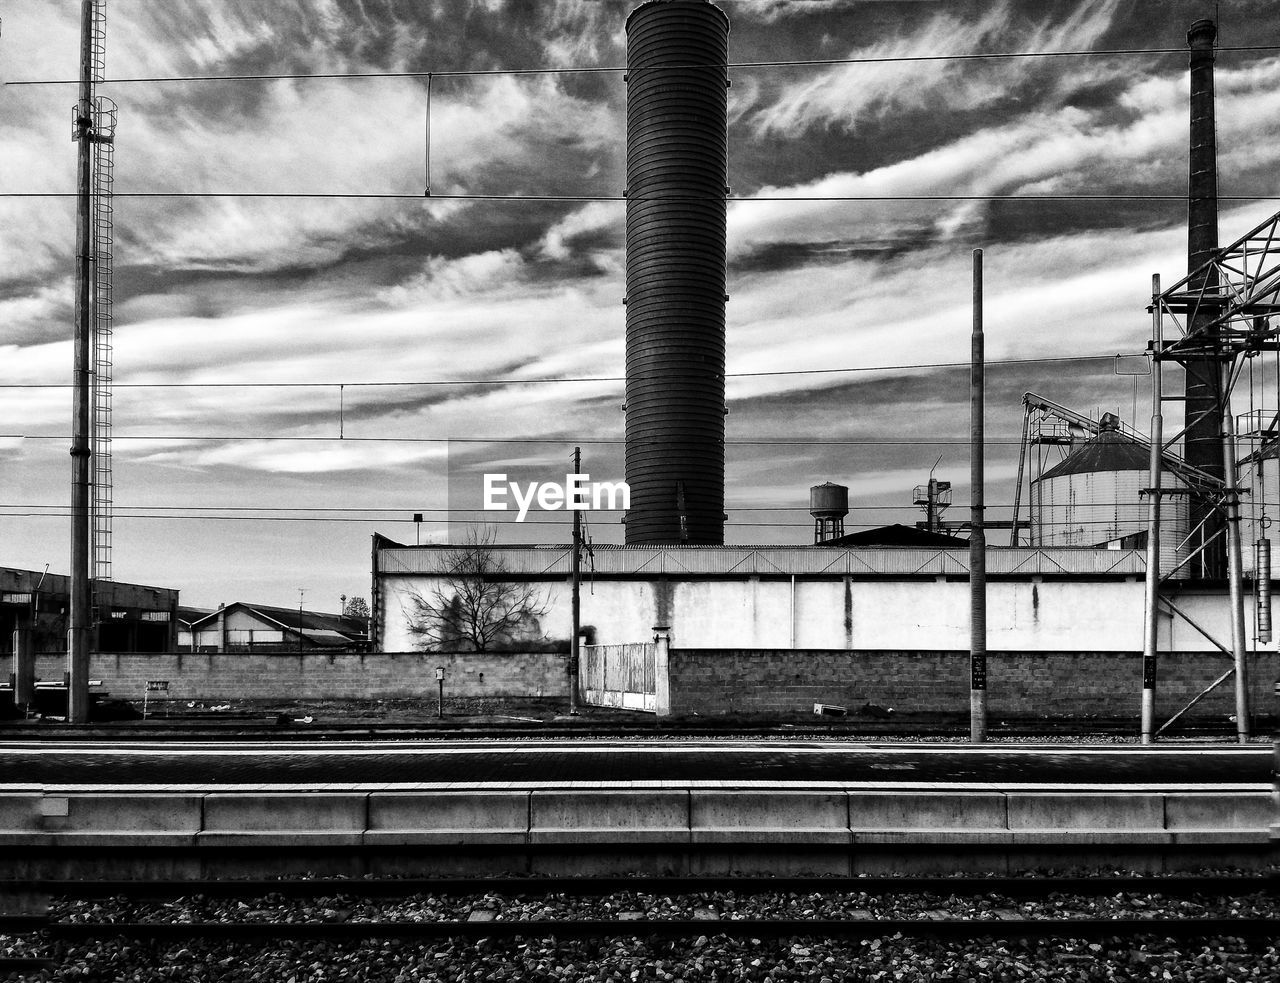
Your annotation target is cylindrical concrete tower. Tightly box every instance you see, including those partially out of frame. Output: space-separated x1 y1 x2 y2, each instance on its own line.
1185 16 1225 578
623 0 729 545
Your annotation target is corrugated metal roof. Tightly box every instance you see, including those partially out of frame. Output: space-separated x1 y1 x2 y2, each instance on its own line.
1036 429 1195 482
185 602 367 640
377 544 1145 577
1037 429 1152 480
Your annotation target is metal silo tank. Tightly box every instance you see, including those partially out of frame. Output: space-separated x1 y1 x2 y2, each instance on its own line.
1029 431 1191 578
624 0 729 545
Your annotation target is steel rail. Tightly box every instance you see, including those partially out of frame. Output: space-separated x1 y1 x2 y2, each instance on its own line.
0 721 1264 741
9 875 1276 899
3 916 1277 943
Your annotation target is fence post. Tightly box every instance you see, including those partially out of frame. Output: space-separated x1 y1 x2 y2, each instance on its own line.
652 625 671 717
12 622 35 707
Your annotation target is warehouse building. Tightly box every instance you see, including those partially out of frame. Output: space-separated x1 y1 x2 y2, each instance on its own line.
1 566 179 657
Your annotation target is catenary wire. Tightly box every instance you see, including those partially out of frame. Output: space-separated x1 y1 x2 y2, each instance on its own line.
6 44 1279 86
0 504 1052 513
2 435 1044 444
0 352 1147 389
3 191 1278 201
0 511 1207 528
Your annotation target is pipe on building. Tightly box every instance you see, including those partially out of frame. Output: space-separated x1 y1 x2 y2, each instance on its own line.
1220 371 1250 742
789 574 796 649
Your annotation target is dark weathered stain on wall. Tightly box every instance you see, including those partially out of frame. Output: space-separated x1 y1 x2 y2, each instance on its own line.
653 578 674 628
843 577 854 649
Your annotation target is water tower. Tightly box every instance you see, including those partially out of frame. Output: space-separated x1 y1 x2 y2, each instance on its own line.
810 482 849 544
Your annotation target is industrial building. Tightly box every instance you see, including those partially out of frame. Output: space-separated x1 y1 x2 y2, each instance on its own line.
1 566 179 657
365 4 1277 736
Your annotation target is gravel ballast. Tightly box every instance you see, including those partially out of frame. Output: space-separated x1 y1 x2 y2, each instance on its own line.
39 884 1280 925
4 878 1278 981
4 932 1279 982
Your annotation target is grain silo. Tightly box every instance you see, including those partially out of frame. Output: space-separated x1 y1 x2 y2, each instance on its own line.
1030 415 1191 578
623 0 729 545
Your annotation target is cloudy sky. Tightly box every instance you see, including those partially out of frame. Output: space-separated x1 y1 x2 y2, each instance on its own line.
5 0 1280 612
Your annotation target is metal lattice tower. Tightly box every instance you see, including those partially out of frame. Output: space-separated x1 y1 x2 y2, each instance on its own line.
88 0 116 583
1140 207 1280 745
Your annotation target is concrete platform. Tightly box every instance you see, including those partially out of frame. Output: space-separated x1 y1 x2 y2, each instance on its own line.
1 740 1273 874
0 785 1271 849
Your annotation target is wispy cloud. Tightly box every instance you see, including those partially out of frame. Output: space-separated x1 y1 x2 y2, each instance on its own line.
740 0 1121 137
7 0 1280 605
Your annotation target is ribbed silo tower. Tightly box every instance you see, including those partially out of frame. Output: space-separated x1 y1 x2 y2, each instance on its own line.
623 0 729 545
1185 17 1225 578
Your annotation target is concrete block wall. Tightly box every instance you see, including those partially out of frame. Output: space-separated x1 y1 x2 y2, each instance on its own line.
23 647 1274 718
666 649 1279 718
31 651 569 702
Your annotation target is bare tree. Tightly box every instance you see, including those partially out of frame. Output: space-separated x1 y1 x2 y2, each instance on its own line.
402 527 550 652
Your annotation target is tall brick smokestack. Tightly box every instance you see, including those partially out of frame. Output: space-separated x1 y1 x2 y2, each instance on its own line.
623 0 729 545
1185 17 1224 578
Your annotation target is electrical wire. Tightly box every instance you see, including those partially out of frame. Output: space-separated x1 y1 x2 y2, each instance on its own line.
6 44 1279 87
0 352 1144 389
2 434 1039 444
3 191 1278 201
0 502 1101 514
1 510 1225 528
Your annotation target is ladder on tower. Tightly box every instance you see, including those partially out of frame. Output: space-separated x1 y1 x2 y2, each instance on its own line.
88 0 116 585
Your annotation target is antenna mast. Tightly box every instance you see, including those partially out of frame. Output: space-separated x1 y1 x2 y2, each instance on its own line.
69 0 115 723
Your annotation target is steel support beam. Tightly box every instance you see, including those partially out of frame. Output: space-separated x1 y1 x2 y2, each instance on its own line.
1141 276 1164 744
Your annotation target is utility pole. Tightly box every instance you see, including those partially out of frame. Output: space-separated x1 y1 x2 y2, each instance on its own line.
68 0 97 724
569 446 581 715
969 248 987 743
1220 369 1251 743
1141 276 1164 745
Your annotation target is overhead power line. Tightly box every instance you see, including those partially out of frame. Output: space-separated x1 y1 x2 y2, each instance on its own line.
0 510 1216 529
6 44 1279 87
3 191 1279 202
0 502 1056 513
0 351 1145 390
4 434 1034 445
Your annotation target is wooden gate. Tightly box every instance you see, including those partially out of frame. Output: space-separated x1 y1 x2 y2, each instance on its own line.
581 642 656 712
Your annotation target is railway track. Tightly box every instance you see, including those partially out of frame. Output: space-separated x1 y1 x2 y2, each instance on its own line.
2 724 1265 742
6 873 1274 898
5 713 1271 742
3 874 1276 976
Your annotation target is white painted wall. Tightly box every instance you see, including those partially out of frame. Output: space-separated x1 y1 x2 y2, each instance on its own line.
378 573 1274 655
